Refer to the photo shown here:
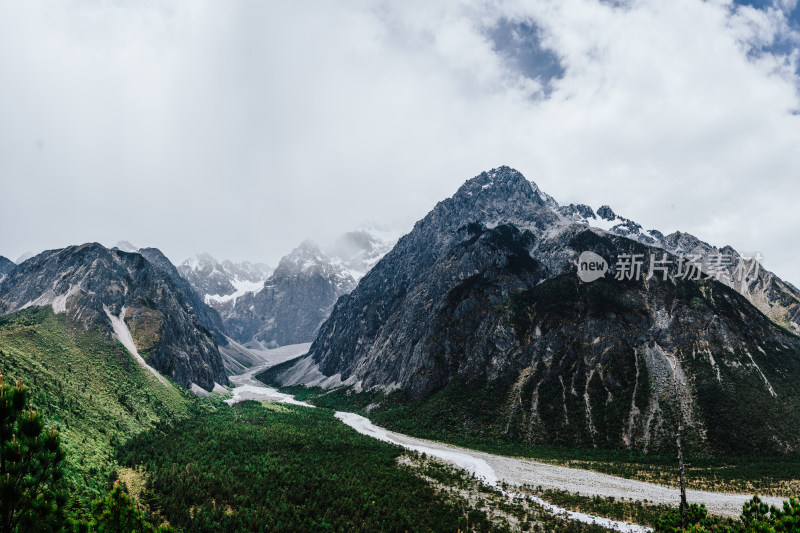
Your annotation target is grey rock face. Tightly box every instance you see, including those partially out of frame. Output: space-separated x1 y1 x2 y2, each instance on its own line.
657 231 800 335
0 256 15 285
221 241 356 346
0 243 228 390
558 206 800 334
275 166 800 454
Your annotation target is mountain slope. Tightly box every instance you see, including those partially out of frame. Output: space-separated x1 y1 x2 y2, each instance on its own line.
0 306 191 511
272 167 800 456
0 243 228 390
222 241 356 346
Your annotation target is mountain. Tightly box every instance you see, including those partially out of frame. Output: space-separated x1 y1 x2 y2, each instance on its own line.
0 306 190 509
178 253 272 306
136 247 229 346
559 205 800 335
15 251 34 264
326 223 400 280
271 167 800 456
221 240 356 347
0 255 15 284
0 243 229 390
113 240 139 253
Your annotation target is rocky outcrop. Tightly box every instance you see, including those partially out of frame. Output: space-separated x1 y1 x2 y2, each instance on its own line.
0 243 228 390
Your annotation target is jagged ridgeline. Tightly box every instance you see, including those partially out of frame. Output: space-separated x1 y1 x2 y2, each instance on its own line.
270 167 800 456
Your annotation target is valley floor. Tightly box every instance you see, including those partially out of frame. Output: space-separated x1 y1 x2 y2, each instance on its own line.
227 343 790 530
334 412 784 519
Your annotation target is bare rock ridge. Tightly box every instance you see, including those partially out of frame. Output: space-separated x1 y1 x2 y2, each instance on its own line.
0 243 228 390
274 166 800 455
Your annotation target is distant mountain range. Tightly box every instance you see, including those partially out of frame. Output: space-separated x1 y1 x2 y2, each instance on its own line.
179 225 399 348
178 254 273 307
3 166 798 456
0 224 399 392
218 240 357 347
270 166 800 456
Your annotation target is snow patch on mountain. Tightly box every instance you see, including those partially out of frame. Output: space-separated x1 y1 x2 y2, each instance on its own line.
205 278 266 305
179 253 272 304
113 240 138 253
103 304 170 387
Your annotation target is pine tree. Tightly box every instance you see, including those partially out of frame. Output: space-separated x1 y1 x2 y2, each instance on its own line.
88 485 168 532
0 373 68 532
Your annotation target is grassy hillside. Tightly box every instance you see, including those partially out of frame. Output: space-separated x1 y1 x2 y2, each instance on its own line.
0 306 192 517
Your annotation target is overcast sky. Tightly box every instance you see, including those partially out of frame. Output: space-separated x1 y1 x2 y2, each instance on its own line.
1 0 798 284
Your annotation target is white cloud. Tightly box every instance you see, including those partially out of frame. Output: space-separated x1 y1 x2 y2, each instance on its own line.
0 0 798 284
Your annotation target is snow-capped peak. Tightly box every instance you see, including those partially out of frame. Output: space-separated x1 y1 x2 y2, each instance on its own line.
113 240 138 253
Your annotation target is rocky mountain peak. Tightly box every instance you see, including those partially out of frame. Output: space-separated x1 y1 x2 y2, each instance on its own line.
454 166 549 210
407 168 562 258
597 205 616 220
220 239 357 346
270 166 800 455
274 240 338 278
